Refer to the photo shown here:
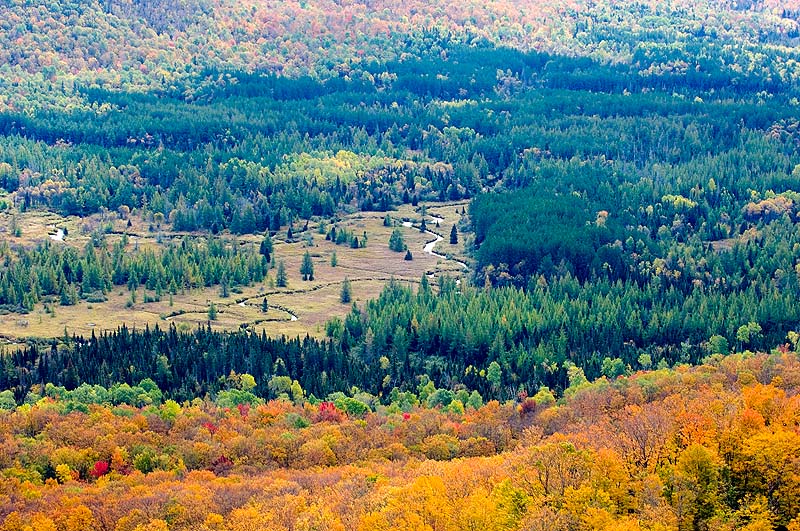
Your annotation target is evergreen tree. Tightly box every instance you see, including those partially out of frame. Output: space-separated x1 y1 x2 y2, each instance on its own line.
450 225 458 245
340 278 352 303
276 260 288 287
330 250 338 267
220 274 230 298
404 249 413 261
301 251 314 281
60 284 78 306
261 297 268 313
208 302 217 321
389 229 406 252
259 236 273 262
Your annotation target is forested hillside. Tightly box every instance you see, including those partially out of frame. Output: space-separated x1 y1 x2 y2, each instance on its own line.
5 0 798 109
1 0 800 394
0 352 799 530
2 1 800 528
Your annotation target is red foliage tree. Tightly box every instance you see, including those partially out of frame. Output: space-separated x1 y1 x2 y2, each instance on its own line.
315 402 344 423
90 460 109 479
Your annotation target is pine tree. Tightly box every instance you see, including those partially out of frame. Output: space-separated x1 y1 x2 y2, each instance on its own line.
276 260 288 287
340 278 352 303
261 297 268 313
259 236 273 262
420 218 427 233
300 251 314 281
220 274 230 298
330 251 338 267
405 250 413 261
208 302 217 321
450 225 458 244
383 214 392 227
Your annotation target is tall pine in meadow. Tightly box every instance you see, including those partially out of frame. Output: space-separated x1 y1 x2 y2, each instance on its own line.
340 278 352 303
276 260 288 287
301 251 314 281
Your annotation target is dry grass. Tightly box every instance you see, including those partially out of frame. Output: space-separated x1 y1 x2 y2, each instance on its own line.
0 202 471 341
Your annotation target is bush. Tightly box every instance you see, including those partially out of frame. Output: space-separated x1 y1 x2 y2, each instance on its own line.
84 290 107 303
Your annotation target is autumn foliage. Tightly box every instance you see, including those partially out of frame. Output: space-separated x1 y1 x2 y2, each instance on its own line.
0 351 797 530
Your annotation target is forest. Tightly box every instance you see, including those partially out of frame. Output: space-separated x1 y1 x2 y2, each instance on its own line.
0 351 798 530
2 0 800 529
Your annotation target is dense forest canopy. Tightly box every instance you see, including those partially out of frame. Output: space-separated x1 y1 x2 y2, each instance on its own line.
1 0 800 396
0 349 799 530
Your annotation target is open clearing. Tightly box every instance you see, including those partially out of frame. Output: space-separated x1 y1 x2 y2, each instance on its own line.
0 201 471 341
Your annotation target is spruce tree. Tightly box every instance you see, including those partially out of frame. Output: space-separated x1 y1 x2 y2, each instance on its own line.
389 229 406 252
300 251 314 281
220 274 230 298
259 236 273 261
276 260 288 287
340 277 352 303
450 225 458 245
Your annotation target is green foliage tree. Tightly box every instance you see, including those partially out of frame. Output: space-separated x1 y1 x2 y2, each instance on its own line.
0 390 16 410
736 322 762 350
601 357 627 379
219 274 230 298
300 251 314 281
486 361 502 390
259 236 273 262
276 260 288 287
708 335 729 356
340 278 352 304
389 229 406 252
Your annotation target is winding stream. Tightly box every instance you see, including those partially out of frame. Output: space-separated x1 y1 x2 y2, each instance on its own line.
48 227 65 241
416 215 469 270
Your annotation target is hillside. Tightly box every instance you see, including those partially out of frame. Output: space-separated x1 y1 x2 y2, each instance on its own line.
1 1 800 529
2 0 800 111
0 352 798 530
